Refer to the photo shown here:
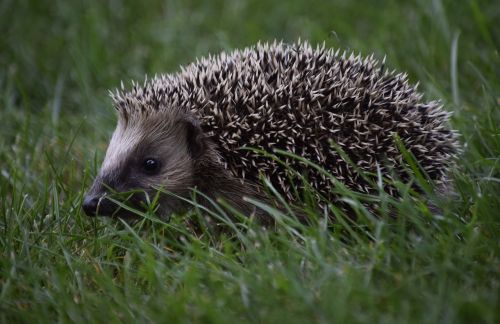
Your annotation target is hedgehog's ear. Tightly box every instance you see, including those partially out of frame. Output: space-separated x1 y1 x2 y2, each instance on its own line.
184 117 205 159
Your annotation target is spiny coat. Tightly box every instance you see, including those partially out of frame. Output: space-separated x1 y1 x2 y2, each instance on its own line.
83 41 459 221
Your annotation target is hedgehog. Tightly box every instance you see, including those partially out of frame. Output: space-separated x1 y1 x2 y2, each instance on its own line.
82 40 459 222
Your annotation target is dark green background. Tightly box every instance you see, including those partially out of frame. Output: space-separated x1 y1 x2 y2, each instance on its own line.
1 1 499 322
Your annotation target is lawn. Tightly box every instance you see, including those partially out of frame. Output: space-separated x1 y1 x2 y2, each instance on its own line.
1 0 499 323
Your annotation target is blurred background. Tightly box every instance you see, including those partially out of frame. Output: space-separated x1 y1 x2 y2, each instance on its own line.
0 0 499 202
1 1 499 322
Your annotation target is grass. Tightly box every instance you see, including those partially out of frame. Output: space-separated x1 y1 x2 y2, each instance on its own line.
1 0 499 322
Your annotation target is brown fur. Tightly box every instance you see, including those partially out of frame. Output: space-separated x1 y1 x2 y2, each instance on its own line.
83 111 271 222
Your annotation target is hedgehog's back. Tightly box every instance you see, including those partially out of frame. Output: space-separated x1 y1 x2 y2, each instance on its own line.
119 41 458 200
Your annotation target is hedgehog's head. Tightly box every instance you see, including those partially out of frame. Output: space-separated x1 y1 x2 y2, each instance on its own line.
82 91 207 219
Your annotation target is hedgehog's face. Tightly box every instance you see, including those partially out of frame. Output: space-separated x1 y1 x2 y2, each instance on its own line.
82 112 205 219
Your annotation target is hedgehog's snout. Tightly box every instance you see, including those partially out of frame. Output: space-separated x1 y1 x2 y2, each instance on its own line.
82 193 117 217
82 177 120 217
82 194 99 216
82 174 149 218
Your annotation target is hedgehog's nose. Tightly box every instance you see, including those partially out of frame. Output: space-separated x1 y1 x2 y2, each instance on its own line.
82 195 100 216
83 194 120 217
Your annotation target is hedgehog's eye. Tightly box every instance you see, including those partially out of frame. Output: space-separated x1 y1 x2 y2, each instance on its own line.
142 158 161 175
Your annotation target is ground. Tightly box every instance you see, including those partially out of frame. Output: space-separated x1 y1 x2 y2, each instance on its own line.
0 0 499 323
